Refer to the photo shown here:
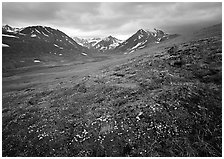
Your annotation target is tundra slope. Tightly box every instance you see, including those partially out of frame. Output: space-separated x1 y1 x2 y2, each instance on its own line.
2 24 222 157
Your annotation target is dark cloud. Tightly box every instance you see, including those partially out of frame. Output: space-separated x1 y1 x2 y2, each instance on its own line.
3 3 61 23
2 2 222 39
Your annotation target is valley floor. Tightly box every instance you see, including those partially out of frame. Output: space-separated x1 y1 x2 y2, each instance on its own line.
2 35 222 157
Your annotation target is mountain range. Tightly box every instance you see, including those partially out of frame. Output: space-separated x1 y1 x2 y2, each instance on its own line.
72 28 178 54
2 24 179 70
72 36 123 52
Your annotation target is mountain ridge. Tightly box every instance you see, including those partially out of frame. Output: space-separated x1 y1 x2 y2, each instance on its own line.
115 28 179 54
2 24 89 70
73 35 123 52
3 24 179 55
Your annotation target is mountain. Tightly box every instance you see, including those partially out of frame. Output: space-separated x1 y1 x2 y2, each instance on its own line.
115 28 179 54
2 24 23 33
87 37 103 48
93 36 123 52
2 25 89 70
73 36 123 52
73 37 102 48
72 37 90 47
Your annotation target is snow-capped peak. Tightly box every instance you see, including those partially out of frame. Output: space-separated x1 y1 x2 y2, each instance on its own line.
154 28 165 36
103 36 111 41
94 35 123 51
102 35 121 42
2 25 13 31
137 29 147 35
2 24 23 33
115 27 178 53
72 35 122 52
103 35 114 41
87 37 102 43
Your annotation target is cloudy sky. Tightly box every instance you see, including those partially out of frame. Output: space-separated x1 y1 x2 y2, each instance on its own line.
2 2 222 40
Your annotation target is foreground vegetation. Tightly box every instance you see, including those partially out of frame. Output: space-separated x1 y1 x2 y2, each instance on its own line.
2 36 222 156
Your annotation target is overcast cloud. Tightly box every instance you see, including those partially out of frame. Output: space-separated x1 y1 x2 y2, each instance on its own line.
2 2 222 40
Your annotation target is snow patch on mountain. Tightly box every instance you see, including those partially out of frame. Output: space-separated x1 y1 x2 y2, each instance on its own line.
81 52 88 56
88 38 102 44
44 28 51 34
31 34 37 37
54 44 59 47
68 40 75 45
130 42 143 50
2 43 10 47
138 34 143 39
42 31 49 37
34 59 41 63
35 29 41 34
2 34 19 38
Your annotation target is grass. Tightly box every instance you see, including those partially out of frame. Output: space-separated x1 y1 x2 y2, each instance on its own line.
2 36 222 157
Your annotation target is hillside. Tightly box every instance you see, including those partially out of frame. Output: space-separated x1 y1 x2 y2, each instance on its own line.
193 23 222 39
2 23 222 157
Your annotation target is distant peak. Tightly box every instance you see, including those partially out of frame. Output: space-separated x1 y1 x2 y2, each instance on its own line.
137 29 146 34
91 37 101 40
103 35 115 41
2 24 12 29
108 35 114 39
154 28 165 34
27 25 45 29
3 24 11 27
2 24 23 33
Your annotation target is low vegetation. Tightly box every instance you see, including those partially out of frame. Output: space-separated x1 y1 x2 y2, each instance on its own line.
2 36 222 156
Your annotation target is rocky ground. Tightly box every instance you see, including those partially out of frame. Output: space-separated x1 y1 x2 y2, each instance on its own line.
2 35 222 156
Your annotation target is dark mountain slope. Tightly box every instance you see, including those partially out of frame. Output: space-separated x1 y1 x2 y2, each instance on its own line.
115 28 179 53
2 25 89 71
